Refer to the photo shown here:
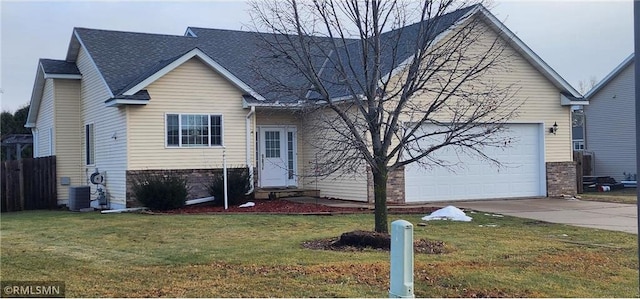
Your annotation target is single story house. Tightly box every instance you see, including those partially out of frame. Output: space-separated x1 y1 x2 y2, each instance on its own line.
26 4 583 209
583 53 636 182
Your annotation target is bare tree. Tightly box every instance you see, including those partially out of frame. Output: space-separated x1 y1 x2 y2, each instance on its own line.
249 0 521 233
573 76 597 128
577 76 598 95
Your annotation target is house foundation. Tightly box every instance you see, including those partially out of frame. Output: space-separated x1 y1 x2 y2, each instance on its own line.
126 168 235 207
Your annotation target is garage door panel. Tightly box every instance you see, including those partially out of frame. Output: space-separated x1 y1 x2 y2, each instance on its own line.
405 124 544 202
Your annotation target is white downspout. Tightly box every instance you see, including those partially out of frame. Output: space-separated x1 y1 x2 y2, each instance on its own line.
31 128 38 157
245 105 256 195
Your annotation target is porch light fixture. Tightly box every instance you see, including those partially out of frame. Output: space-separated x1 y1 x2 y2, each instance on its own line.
549 122 558 135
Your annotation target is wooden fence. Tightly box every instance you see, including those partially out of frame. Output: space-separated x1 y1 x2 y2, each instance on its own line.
1 156 57 212
573 151 593 194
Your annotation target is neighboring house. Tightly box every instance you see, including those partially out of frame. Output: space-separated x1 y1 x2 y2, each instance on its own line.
572 106 585 151
572 125 585 150
583 54 636 182
1 134 33 161
26 5 583 209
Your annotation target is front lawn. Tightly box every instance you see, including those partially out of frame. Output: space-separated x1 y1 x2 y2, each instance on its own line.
581 187 638 204
1 211 637 297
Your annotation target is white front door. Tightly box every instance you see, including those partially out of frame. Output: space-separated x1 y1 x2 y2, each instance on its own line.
259 127 297 187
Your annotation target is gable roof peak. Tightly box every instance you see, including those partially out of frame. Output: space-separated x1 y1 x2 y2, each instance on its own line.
39 58 80 77
472 3 582 98
584 53 635 99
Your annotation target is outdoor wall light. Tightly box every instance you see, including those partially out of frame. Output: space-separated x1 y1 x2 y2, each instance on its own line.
549 122 558 135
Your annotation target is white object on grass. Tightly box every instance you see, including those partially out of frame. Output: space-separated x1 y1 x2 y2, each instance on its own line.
101 207 147 214
185 196 215 206
421 206 472 222
478 224 498 228
484 213 504 218
238 202 255 208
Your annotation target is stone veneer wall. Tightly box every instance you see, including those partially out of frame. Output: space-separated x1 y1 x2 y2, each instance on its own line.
367 166 405 204
546 161 576 197
126 168 246 207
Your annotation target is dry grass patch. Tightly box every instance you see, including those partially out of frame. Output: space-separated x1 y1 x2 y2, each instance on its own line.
580 187 637 204
1 210 638 297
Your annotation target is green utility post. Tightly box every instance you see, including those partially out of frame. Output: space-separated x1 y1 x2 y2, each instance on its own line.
389 220 414 298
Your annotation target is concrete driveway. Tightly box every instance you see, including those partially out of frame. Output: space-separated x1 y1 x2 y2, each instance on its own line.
453 198 638 234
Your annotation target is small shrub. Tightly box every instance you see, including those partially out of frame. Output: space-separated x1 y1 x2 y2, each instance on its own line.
131 174 188 210
207 168 251 206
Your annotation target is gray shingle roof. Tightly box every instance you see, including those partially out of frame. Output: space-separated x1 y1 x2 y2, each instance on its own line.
105 90 151 104
316 4 478 99
75 28 198 95
73 4 478 103
40 59 80 75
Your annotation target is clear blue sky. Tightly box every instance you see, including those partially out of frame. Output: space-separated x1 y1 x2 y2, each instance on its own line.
0 0 634 113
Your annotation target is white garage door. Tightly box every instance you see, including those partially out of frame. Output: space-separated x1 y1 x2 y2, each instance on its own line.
404 124 545 202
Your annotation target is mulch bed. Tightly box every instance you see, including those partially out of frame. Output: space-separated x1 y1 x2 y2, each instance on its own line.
156 199 440 215
301 230 450 254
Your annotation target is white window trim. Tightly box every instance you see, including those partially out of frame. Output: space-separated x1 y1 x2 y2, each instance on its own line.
257 125 298 187
165 113 224 148
85 123 95 166
286 127 298 186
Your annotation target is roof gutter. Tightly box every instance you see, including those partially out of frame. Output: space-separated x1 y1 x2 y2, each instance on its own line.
561 94 589 106
242 97 306 108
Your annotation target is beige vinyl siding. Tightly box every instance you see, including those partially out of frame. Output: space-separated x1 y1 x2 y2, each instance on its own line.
298 17 571 202
584 62 635 181
299 107 369 201
127 58 249 169
35 79 55 157
77 47 128 208
54 79 83 201
254 108 364 198
482 26 571 162
397 17 571 162
481 19 571 162
302 160 369 202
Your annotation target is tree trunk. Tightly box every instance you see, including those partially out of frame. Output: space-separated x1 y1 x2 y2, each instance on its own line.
372 168 389 233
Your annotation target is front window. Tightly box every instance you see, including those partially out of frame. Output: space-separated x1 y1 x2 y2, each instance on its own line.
166 114 223 147
573 140 585 151
264 131 280 158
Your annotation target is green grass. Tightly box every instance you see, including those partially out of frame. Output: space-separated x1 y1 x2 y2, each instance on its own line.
581 187 637 204
1 210 638 297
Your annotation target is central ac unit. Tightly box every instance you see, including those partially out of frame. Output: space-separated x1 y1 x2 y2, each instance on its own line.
68 186 91 211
